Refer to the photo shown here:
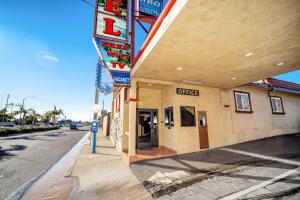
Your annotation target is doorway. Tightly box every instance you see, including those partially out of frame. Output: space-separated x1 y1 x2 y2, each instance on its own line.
198 111 209 149
137 109 159 149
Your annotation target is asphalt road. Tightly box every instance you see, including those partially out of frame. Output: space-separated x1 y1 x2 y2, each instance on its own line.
0 127 87 200
131 133 300 200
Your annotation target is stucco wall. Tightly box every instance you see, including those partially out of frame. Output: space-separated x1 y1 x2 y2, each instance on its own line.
229 86 300 143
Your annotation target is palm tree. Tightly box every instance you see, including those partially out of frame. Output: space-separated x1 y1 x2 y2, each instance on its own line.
26 109 42 125
51 106 64 124
0 108 8 122
14 104 28 125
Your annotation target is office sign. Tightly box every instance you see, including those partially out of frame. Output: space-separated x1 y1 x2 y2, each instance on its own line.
139 0 162 17
94 0 128 42
110 71 130 86
95 38 130 72
176 88 199 96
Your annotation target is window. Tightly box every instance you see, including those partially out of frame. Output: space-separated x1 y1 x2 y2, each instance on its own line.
164 107 174 128
270 96 284 114
234 91 253 113
180 106 196 127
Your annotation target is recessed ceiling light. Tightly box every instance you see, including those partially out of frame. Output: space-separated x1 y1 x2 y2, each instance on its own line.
277 62 284 66
232 77 237 80
177 67 183 71
244 52 253 57
148 83 152 86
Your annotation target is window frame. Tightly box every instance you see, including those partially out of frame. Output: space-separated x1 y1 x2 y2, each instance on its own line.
234 91 253 113
164 106 174 129
180 106 196 127
270 96 285 115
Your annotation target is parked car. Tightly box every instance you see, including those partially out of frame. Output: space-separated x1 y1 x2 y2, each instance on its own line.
35 122 46 127
0 122 16 127
76 122 83 127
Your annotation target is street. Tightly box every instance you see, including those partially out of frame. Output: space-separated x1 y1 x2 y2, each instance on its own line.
0 127 87 200
131 134 300 200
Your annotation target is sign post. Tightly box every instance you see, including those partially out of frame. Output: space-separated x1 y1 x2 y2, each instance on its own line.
90 120 99 154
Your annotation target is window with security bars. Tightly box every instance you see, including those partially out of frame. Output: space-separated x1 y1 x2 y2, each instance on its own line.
270 96 284 114
234 91 252 113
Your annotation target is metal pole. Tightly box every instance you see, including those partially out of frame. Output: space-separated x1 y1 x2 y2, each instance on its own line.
93 88 99 120
131 0 136 62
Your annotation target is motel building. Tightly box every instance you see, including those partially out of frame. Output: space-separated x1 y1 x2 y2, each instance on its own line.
103 0 300 164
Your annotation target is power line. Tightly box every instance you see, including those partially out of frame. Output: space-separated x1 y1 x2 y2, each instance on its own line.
80 0 94 7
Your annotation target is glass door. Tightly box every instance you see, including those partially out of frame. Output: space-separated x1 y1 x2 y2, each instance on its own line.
137 109 159 149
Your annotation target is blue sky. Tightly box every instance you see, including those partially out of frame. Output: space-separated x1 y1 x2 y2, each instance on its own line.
0 0 299 121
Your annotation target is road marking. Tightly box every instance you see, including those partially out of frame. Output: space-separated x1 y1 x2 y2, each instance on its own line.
218 167 300 200
220 148 300 166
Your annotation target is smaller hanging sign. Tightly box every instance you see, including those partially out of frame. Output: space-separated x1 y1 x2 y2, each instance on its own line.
110 71 130 86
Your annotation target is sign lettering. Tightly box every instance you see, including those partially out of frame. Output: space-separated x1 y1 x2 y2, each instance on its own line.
176 88 199 96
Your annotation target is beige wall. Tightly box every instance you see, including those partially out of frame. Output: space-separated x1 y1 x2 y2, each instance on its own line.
137 87 163 146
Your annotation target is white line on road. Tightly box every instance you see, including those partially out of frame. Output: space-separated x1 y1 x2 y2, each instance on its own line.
220 147 300 166
218 167 300 200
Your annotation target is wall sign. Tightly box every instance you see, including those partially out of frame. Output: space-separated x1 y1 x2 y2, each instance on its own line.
176 88 199 96
139 0 162 18
94 0 128 42
110 71 131 86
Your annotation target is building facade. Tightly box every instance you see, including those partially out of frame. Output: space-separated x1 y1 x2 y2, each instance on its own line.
94 0 300 163
110 78 300 163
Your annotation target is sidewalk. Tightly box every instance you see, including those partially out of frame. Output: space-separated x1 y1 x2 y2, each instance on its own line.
69 133 153 200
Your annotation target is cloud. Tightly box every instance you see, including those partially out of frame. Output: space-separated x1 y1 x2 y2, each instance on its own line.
35 51 60 69
41 54 60 63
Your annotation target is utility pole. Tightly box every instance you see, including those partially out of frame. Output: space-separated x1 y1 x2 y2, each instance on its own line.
19 98 25 125
3 94 9 122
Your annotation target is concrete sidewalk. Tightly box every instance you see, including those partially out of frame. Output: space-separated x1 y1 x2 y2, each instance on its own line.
69 134 152 200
